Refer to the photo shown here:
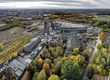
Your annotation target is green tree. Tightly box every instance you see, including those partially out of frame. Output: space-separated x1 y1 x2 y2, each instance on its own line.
99 69 108 75
97 44 102 50
43 48 48 55
55 61 63 76
32 72 39 80
44 58 51 64
102 42 108 48
61 60 80 80
27 60 37 73
37 69 46 80
108 46 110 53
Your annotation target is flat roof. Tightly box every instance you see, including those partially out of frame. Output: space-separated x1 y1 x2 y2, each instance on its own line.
11 59 26 71
15 69 23 77
9 59 26 77
56 21 86 28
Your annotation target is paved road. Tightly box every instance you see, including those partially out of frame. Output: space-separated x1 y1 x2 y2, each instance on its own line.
82 35 101 80
89 36 101 63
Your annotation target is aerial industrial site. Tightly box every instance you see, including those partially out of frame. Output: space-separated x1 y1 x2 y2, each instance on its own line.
0 1 110 80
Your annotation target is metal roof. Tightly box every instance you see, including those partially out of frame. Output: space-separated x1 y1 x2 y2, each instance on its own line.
9 59 26 77
23 38 41 53
56 21 86 28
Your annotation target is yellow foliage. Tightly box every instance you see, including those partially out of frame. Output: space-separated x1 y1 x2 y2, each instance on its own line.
51 68 55 73
37 57 43 64
11 52 18 58
56 57 62 62
0 43 3 50
92 64 98 72
73 48 79 52
51 64 56 73
70 55 85 65
100 32 107 41
61 56 68 62
44 58 51 64
88 64 98 72
70 55 76 60
75 55 85 64
49 47 54 53
97 65 102 72
48 75 60 80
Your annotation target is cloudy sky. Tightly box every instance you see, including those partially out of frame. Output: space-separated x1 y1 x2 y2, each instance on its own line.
0 0 110 9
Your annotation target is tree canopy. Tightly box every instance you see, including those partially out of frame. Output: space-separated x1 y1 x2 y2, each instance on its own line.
61 60 80 80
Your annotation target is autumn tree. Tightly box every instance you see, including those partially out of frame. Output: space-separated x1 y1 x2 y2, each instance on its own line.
71 48 79 55
43 63 50 70
22 71 30 80
11 52 18 58
32 72 39 80
75 55 85 67
48 75 60 80
97 44 102 50
0 43 3 50
36 57 43 70
43 48 48 55
100 32 107 41
74 48 79 53
37 69 46 80
61 56 68 62
50 63 56 74
82 46 92 60
44 58 51 64
36 57 43 65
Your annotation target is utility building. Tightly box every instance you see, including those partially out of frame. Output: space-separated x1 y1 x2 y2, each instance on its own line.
53 21 86 51
23 37 41 53
67 33 80 49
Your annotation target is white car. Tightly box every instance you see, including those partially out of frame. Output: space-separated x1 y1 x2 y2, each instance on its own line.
25 59 32 64
41 39 45 42
37 46 42 51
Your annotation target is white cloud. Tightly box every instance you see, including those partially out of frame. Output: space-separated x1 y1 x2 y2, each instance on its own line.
0 2 64 9
0 0 109 9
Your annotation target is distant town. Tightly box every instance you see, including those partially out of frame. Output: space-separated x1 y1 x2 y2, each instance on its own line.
0 9 110 80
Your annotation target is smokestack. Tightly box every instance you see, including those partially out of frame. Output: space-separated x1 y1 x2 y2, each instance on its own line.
43 15 50 35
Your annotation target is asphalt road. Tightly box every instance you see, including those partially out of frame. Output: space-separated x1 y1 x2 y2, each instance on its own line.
82 34 101 80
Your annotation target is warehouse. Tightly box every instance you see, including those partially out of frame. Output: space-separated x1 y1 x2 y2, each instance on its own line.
23 37 41 53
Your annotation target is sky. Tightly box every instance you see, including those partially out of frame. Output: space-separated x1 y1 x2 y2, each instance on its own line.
0 0 110 9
